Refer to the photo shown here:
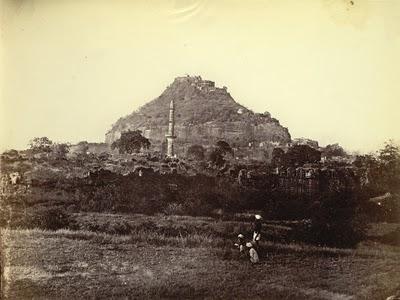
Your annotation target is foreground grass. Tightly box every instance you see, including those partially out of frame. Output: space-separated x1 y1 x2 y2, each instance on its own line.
1 216 400 299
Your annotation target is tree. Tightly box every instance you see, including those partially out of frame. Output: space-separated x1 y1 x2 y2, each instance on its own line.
352 140 400 200
353 154 378 169
306 191 368 248
208 148 225 167
285 145 321 166
29 137 53 153
76 141 89 155
51 143 70 160
377 140 400 193
322 143 347 158
111 130 150 154
379 140 400 164
216 140 234 156
1 149 20 161
208 141 233 167
271 147 285 166
186 144 205 161
70 141 90 164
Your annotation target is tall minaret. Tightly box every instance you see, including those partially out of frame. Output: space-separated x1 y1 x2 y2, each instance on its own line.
166 99 176 157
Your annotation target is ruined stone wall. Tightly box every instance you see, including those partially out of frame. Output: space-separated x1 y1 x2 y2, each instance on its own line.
241 166 359 197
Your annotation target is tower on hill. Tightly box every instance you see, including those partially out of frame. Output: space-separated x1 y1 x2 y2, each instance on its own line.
165 99 176 157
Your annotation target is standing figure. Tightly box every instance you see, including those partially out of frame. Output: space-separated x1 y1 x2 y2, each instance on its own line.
253 214 262 246
246 242 260 264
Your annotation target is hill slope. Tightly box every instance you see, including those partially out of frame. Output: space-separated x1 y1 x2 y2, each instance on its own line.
105 75 291 158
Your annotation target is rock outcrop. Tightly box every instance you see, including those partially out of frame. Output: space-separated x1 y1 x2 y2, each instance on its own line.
105 75 291 159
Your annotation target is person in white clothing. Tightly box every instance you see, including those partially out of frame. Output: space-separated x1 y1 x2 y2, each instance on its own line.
253 214 262 246
234 234 246 254
246 242 259 264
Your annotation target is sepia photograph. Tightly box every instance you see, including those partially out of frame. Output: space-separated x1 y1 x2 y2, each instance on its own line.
1 0 400 299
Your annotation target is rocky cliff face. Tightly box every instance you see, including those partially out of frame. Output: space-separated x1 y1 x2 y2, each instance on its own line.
105 75 291 158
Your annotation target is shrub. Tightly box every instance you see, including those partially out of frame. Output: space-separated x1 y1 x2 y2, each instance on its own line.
186 145 205 161
111 130 150 154
164 203 185 215
10 206 74 231
182 191 218 216
363 193 400 223
101 219 132 235
292 192 368 248
1 149 21 162
264 192 311 220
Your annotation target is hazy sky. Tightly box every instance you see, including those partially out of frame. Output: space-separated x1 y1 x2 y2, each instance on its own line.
1 0 399 153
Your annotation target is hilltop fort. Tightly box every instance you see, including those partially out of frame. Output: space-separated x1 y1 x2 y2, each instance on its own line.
105 75 291 160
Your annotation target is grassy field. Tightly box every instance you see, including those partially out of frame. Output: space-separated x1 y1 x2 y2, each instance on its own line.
1 213 399 299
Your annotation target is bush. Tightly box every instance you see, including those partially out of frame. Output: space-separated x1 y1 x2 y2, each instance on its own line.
10 206 74 231
164 203 185 215
292 192 368 248
264 192 311 220
186 145 205 161
363 193 400 223
1 149 21 162
100 220 132 235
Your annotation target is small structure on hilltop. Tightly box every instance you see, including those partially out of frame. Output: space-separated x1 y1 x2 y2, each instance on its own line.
165 99 177 157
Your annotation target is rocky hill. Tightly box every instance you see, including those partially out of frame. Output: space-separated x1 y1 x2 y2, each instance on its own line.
105 75 291 159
